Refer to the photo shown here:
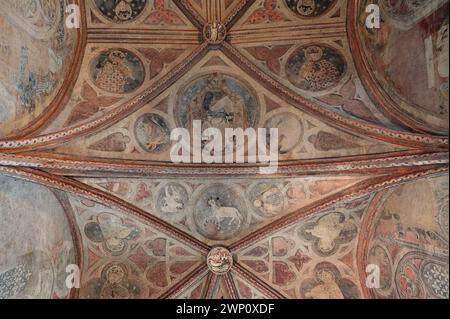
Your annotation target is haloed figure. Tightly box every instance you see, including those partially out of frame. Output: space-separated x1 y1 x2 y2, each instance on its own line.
305 269 344 299
100 265 130 299
94 50 135 94
298 46 340 91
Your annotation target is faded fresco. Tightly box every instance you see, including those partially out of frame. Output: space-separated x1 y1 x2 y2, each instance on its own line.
0 175 75 299
78 175 368 245
64 194 203 299
93 0 148 22
0 0 77 137
365 174 449 299
358 0 449 133
285 44 347 92
54 51 403 162
237 194 370 299
90 48 145 94
176 73 259 133
0 0 448 300
89 0 191 26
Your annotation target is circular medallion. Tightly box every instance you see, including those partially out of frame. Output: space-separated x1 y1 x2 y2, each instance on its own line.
203 21 227 44
91 48 145 94
286 45 346 92
156 183 189 222
94 0 148 23
134 113 171 153
84 212 140 256
177 73 259 131
193 184 246 240
207 247 233 274
265 112 303 154
284 0 337 18
250 183 286 217
395 256 425 298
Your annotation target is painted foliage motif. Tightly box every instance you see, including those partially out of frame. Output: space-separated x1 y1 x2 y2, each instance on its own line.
0 0 77 136
365 174 449 299
284 0 337 17
395 252 448 299
90 49 145 94
286 45 347 92
93 0 148 22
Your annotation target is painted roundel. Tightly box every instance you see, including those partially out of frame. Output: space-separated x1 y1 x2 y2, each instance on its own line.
93 0 148 22
156 183 189 222
134 113 171 153
84 212 140 256
193 185 247 241
176 73 259 133
285 0 337 17
207 247 233 274
250 183 285 217
90 49 145 94
286 45 347 92
265 113 303 154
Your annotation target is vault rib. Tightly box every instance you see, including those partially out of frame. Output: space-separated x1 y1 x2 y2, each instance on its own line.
223 273 239 299
232 263 286 299
202 272 217 299
0 151 447 177
87 28 201 45
228 22 346 44
0 43 209 152
223 0 257 28
229 166 449 252
0 166 212 254
220 42 448 150
173 0 206 30
159 264 209 299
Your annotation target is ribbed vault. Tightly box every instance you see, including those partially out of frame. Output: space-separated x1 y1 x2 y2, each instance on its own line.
0 0 448 299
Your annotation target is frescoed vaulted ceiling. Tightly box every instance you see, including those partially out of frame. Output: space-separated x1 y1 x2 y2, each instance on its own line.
0 0 448 299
